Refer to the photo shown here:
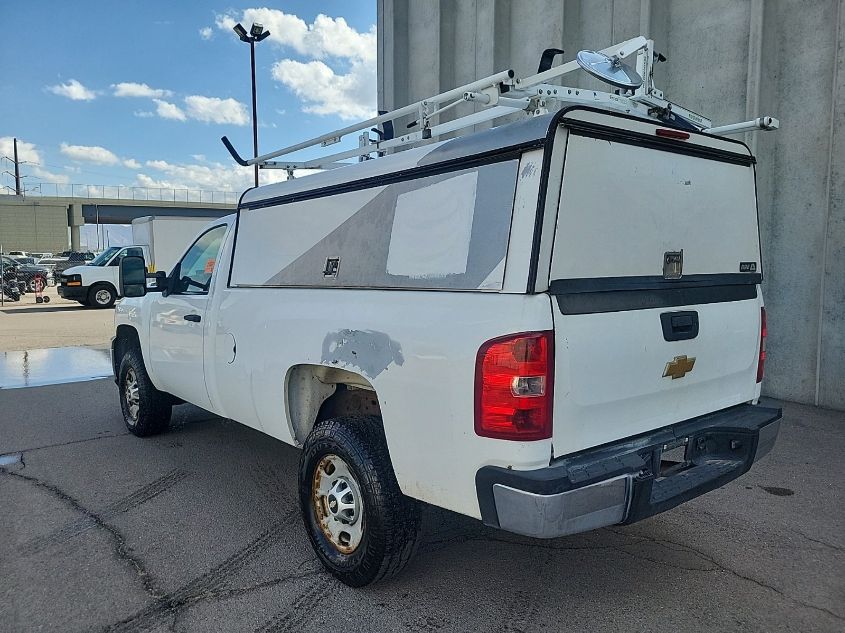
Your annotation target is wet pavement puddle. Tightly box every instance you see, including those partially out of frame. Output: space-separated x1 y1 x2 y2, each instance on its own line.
0 452 22 466
0 347 113 389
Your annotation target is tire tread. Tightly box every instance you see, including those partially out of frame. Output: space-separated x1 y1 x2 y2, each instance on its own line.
299 415 420 586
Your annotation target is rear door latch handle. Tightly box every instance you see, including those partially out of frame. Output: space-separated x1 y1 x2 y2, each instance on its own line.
184 314 201 322
660 310 698 341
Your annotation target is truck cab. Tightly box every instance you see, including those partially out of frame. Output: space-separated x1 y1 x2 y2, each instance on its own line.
59 245 148 308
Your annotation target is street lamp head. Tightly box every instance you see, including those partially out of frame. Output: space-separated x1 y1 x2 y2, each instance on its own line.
255 30 271 42
250 22 264 37
233 22 249 41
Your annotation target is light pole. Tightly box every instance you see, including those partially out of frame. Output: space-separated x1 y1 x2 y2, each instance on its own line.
233 22 270 188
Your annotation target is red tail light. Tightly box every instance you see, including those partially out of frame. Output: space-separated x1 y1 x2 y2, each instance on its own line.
756 307 767 383
475 331 554 441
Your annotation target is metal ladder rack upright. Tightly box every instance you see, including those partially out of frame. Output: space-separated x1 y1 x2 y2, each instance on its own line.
222 36 779 178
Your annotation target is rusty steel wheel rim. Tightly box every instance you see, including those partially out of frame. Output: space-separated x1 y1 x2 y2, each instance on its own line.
312 453 364 554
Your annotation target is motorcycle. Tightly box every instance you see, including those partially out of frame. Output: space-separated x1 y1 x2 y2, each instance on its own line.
1 263 21 301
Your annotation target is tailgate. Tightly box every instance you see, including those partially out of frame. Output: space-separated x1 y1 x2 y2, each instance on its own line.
548 120 763 457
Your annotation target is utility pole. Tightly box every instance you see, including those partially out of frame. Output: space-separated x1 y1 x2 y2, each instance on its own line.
13 138 21 195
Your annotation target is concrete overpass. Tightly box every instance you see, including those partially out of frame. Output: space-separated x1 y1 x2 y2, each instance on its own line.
0 194 235 252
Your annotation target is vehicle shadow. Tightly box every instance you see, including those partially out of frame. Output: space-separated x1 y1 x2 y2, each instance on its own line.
0 305 95 314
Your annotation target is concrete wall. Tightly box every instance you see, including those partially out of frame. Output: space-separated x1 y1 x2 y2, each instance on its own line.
0 197 69 253
379 0 845 410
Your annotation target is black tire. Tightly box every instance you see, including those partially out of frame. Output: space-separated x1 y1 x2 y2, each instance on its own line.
118 348 172 437
299 415 421 587
89 283 116 308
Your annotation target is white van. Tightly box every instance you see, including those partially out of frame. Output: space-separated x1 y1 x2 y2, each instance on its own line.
59 216 220 308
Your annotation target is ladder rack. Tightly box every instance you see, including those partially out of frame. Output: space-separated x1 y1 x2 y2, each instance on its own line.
222 36 778 176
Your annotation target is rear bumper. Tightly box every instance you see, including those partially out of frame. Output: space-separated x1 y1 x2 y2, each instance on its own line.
58 285 87 300
476 403 781 538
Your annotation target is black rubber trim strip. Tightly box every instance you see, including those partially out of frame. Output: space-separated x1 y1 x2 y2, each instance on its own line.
550 273 762 293
565 119 756 165
549 273 761 314
239 140 543 211
526 109 570 292
226 185 257 289
554 284 757 314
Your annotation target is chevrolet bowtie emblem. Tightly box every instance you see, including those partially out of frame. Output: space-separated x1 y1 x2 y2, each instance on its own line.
663 355 696 380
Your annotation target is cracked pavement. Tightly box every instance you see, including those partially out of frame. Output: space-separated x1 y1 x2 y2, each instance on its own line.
0 380 842 632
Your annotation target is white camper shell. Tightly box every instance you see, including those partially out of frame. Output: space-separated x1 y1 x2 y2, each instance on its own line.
112 37 780 587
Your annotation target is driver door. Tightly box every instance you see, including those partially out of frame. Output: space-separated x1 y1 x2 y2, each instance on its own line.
147 224 228 410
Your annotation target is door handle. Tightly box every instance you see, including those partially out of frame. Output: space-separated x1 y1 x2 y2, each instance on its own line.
184 314 201 322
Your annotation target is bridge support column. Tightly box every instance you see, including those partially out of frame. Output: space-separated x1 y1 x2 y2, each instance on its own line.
68 203 83 251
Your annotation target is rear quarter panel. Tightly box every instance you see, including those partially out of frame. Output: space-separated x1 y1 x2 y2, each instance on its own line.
212 288 555 519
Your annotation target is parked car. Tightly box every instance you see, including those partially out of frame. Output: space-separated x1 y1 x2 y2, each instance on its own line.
58 250 95 261
45 251 95 278
1 256 51 292
112 104 780 587
7 250 29 258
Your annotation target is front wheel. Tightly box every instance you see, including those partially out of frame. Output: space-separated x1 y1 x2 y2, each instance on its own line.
89 283 116 308
118 349 172 436
299 415 421 587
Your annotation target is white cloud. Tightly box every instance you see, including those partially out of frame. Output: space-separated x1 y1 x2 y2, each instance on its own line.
216 10 376 64
136 157 306 193
153 99 187 121
134 110 154 118
216 9 376 120
112 82 172 98
123 158 141 169
199 26 213 40
59 143 120 165
148 95 248 125
0 137 70 184
48 79 96 101
272 59 375 120
139 159 253 192
184 95 249 125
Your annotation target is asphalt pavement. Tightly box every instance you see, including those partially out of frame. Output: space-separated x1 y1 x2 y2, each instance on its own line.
0 379 842 632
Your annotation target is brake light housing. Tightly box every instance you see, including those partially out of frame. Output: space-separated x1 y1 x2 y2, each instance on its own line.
756 307 767 383
655 128 690 140
475 331 554 441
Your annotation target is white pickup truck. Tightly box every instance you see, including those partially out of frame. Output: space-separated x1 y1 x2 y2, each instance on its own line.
59 215 219 308
112 104 780 586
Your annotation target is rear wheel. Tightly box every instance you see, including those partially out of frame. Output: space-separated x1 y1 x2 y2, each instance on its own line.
89 283 116 308
299 415 421 587
118 348 172 436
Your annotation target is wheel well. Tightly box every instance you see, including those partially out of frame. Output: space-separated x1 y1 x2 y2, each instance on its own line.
90 281 117 294
113 325 141 377
287 365 381 445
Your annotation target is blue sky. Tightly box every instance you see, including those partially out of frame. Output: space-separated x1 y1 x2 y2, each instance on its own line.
0 2 377 197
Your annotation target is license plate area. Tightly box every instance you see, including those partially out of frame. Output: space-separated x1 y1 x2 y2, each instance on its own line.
657 437 690 478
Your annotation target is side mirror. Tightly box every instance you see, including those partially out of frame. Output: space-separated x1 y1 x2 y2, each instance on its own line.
119 255 147 298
